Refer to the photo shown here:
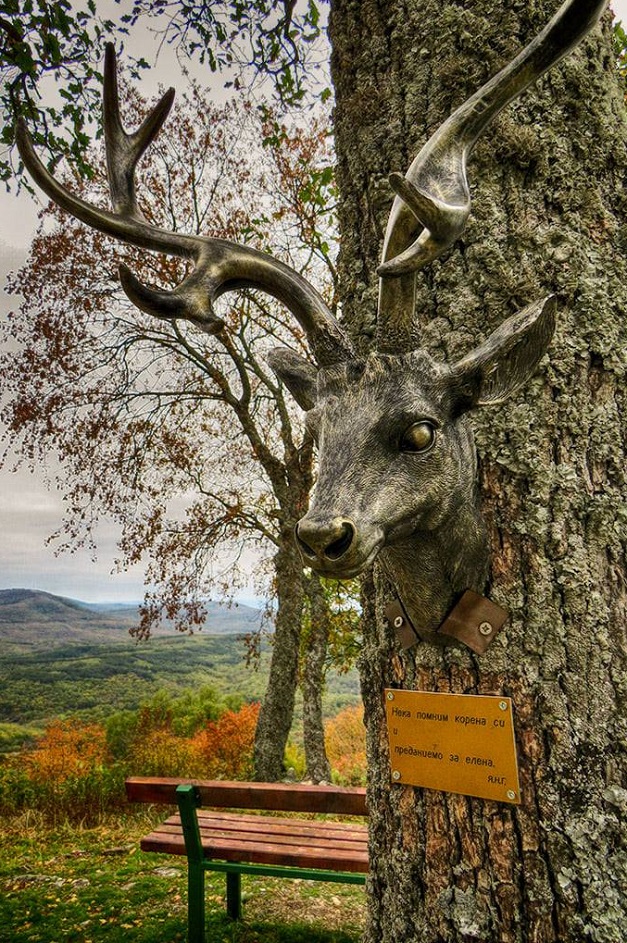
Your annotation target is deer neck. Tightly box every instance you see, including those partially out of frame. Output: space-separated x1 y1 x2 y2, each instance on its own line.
379 499 489 641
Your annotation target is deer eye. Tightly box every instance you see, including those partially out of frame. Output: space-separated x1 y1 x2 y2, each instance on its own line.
400 421 436 453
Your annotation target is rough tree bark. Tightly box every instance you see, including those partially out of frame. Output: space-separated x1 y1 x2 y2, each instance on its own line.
253 541 306 781
329 1 627 941
255 563 333 784
253 416 317 781
302 573 333 782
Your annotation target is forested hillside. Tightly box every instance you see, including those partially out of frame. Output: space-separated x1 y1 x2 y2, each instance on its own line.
0 589 360 753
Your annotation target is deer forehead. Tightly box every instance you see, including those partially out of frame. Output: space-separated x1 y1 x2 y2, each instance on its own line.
315 351 454 422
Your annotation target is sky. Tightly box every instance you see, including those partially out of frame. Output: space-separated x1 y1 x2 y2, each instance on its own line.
0 5 234 603
1 1 626 603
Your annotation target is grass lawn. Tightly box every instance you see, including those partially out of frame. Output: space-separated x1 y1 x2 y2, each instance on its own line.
0 812 365 943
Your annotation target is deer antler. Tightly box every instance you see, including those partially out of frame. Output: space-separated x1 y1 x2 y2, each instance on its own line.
377 0 607 349
16 44 354 367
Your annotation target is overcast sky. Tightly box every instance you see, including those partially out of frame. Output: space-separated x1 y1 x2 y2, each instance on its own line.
0 6 233 603
1 2 626 602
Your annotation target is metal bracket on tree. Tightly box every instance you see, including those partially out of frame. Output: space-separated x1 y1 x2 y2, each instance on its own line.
386 591 508 655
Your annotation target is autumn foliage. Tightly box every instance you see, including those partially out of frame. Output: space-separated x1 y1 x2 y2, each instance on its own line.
24 720 109 784
0 698 264 822
191 702 261 780
4 719 119 822
127 727 199 779
324 705 367 785
0 695 363 822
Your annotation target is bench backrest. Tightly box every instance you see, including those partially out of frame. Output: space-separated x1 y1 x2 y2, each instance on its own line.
125 776 368 817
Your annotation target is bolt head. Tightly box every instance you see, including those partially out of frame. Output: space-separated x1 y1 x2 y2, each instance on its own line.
387 691 394 701
392 770 401 781
393 615 404 629
479 621 493 636
507 790 516 801
499 701 508 711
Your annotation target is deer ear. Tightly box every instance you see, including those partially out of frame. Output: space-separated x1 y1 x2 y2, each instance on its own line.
449 296 557 411
267 348 319 411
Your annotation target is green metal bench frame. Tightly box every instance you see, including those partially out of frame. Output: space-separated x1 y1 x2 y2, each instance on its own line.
176 784 366 942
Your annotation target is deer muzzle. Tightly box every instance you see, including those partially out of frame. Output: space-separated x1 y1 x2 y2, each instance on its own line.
295 515 383 577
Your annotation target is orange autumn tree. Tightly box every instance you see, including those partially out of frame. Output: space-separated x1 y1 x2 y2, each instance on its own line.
324 705 366 785
20 718 119 822
25 719 109 783
192 702 261 780
1 74 342 781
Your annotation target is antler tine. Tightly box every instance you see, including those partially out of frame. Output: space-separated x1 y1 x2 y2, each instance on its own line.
103 42 175 221
376 0 607 349
15 47 354 365
379 0 607 278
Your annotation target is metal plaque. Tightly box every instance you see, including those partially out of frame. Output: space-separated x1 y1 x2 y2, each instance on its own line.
385 689 521 804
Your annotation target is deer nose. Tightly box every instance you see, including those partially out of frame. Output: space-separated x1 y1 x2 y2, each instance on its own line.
295 518 356 562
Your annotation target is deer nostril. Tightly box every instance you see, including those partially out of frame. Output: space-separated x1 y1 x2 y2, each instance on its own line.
324 522 355 560
295 519 356 562
295 526 317 559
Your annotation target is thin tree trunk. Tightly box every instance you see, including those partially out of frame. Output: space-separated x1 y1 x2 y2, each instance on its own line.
253 543 305 781
330 1 627 940
302 574 332 783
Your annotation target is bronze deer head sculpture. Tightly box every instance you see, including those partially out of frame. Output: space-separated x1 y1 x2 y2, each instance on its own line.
16 0 607 646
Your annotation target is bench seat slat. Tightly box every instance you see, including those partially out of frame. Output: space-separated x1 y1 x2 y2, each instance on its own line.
150 821 367 853
140 830 369 872
165 809 367 839
142 813 368 857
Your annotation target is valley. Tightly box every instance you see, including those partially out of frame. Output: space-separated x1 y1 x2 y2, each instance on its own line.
0 589 360 752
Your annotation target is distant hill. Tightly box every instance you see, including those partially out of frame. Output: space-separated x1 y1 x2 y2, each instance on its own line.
0 589 360 754
0 588 264 652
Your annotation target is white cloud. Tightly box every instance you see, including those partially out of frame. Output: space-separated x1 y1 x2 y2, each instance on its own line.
614 1 627 21
0 465 147 602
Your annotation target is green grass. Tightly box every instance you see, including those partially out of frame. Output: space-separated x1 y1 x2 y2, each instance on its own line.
0 812 365 943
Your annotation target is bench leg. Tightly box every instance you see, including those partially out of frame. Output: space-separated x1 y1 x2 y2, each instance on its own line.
187 861 206 943
226 871 242 920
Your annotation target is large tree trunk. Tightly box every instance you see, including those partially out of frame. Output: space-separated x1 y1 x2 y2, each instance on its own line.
253 542 305 780
329 1 627 941
302 573 333 783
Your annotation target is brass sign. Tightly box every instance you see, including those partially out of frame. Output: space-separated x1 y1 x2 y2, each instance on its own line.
385 689 521 804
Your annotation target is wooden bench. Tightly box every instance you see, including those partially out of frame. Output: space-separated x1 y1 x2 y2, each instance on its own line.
125 776 368 943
